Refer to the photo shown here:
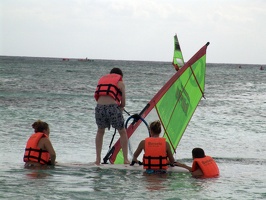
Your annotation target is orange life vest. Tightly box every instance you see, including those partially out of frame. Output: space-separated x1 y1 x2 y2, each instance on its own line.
23 132 50 165
94 74 122 104
192 156 219 178
143 138 168 170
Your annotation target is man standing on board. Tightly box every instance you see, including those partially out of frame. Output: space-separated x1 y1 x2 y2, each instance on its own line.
94 68 130 165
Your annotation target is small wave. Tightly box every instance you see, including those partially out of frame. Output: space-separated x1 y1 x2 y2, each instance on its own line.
214 157 266 165
65 70 77 73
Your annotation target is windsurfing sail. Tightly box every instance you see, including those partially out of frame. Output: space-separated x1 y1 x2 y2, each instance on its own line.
108 42 210 164
172 34 185 71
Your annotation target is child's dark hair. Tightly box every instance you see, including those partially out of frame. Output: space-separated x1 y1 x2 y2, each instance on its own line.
150 120 161 135
192 148 205 158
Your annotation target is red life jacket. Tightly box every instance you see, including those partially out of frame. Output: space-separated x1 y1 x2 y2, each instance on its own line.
192 156 219 178
94 74 122 104
143 138 168 170
23 132 50 165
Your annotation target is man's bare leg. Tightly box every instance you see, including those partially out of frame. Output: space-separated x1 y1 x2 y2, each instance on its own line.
118 128 130 164
95 128 105 165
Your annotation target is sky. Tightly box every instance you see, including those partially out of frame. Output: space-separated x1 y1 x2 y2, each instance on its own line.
1 0 266 64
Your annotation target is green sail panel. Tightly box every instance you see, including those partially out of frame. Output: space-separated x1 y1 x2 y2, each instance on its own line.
109 42 209 164
156 54 206 152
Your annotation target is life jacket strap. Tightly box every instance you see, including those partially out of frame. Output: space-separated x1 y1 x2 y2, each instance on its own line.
24 147 49 164
95 84 122 102
143 155 168 169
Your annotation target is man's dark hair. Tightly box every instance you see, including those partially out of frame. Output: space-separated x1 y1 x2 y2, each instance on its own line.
110 68 123 77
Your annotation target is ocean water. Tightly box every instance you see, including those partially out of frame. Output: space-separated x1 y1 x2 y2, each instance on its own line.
0 56 265 200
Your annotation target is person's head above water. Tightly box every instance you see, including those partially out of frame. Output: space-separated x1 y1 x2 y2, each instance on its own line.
150 120 161 135
32 120 50 134
110 68 123 77
192 148 206 158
